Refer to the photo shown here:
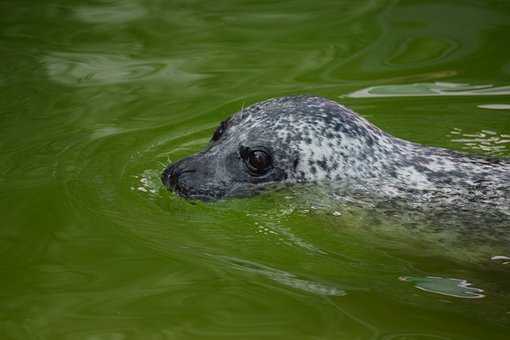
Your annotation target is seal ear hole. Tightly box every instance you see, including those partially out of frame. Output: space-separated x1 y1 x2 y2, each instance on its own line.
211 117 231 142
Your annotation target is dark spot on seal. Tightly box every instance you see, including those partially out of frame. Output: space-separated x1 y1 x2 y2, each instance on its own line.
293 158 299 170
317 157 328 171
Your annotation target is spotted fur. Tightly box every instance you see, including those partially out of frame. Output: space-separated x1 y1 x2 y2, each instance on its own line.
162 95 510 213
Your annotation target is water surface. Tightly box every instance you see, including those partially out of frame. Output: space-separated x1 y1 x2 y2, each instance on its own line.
1 0 510 339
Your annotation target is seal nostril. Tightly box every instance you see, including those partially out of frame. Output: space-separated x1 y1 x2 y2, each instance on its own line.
168 167 182 188
168 171 176 187
162 163 197 190
162 165 179 188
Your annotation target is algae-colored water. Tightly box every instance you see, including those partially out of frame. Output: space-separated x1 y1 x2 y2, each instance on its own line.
1 1 510 339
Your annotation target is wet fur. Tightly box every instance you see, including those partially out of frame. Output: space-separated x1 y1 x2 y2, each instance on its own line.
162 95 510 216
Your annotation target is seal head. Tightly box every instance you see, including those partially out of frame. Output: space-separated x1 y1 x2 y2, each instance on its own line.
161 95 395 200
162 95 510 202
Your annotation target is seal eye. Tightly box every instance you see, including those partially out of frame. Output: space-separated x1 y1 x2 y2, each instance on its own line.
246 150 272 175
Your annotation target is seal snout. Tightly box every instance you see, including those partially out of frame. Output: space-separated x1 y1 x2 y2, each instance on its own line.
161 163 179 189
161 160 196 192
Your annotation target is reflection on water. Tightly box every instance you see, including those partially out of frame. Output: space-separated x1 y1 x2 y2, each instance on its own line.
74 0 146 24
399 276 485 299
479 104 510 110
491 256 510 265
349 2 509 73
347 82 510 98
45 52 207 86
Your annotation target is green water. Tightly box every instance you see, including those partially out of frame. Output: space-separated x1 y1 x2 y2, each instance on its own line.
2 0 510 339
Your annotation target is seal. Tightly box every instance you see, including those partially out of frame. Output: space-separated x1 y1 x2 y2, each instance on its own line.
161 95 510 209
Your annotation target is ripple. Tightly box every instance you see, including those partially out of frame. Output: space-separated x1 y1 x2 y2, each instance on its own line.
45 52 207 86
74 0 146 24
387 37 457 66
478 104 510 110
347 82 510 98
219 256 346 297
399 276 485 299
379 332 452 340
491 255 510 265
251 218 327 255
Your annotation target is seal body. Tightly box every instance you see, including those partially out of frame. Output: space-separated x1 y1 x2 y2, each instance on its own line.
161 95 510 211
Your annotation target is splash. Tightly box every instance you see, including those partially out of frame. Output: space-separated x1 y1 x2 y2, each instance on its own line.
132 169 161 195
447 128 509 156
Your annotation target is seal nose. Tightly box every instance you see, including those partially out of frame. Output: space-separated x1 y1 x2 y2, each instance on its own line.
161 163 181 189
161 160 198 192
